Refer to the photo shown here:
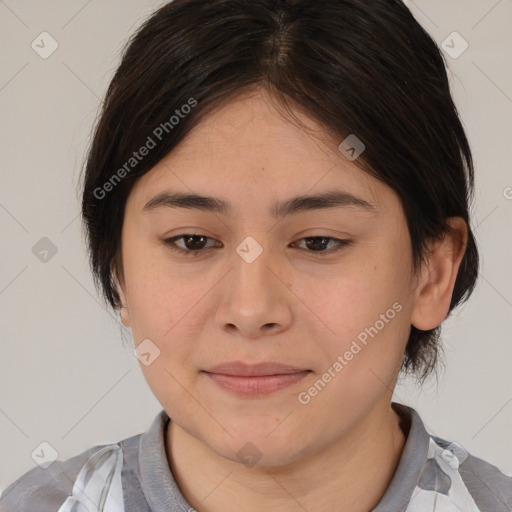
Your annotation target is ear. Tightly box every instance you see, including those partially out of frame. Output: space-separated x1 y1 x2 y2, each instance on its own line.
113 269 131 327
410 217 468 331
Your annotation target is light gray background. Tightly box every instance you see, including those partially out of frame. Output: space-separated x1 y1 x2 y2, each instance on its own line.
0 0 511 493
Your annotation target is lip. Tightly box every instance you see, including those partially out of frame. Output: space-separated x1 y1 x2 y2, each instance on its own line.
202 361 311 397
204 361 310 376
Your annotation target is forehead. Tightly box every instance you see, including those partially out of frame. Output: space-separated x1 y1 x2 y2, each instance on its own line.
169 88 343 168
126 88 396 217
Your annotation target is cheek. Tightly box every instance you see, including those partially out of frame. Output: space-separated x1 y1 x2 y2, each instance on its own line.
126 256 204 409
318 262 405 337
310 251 411 379
123 253 218 402
122 246 194 339
302 290 409 425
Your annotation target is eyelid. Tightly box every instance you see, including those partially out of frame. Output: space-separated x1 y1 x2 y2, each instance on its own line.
162 233 352 257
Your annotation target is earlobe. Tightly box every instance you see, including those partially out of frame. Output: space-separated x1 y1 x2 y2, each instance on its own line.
113 271 131 327
119 302 131 327
410 217 468 331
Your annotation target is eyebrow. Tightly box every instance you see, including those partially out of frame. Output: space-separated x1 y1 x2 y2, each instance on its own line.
142 190 377 218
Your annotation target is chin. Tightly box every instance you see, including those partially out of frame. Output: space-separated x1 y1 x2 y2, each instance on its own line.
222 440 308 469
202 423 314 469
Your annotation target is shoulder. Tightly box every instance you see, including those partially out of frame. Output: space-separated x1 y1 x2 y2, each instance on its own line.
0 441 126 512
387 403 512 512
418 435 512 511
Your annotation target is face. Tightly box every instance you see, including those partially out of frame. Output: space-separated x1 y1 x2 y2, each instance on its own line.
117 86 420 466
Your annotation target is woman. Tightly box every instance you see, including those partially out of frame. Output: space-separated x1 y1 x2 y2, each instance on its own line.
1 0 510 510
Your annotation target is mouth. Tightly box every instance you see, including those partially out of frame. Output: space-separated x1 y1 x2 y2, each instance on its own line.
201 361 312 397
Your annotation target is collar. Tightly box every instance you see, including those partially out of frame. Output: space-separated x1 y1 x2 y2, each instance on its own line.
137 402 430 512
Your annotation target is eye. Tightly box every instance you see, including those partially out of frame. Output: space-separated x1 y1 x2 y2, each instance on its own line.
163 234 352 257
291 236 352 256
163 234 221 256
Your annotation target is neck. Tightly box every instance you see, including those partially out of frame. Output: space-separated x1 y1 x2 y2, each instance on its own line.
166 401 407 512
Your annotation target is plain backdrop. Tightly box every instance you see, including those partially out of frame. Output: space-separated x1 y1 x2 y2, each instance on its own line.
0 0 511 493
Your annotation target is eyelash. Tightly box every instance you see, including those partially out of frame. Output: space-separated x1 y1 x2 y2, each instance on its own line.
162 234 352 257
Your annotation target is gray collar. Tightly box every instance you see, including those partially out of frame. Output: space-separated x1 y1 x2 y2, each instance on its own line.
137 402 429 512
372 403 430 511
138 409 191 511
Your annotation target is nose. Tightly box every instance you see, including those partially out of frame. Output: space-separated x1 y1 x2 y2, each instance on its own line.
214 237 293 340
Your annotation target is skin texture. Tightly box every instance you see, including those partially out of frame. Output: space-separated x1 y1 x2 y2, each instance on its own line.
116 86 467 512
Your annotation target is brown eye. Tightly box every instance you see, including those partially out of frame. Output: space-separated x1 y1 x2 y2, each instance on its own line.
163 234 351 257
163 234 220 255
181 235 209 250
292 237 352 256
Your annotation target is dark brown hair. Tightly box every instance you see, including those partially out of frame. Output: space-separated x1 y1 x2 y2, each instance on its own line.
81 0 479 381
